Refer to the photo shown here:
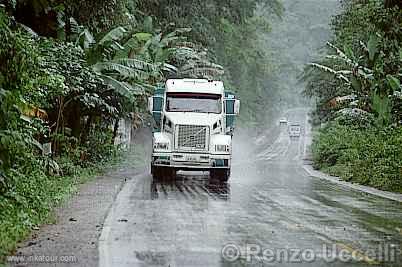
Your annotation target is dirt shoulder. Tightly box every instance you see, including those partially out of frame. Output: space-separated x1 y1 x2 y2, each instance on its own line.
5 128 151 267
6 165 145 267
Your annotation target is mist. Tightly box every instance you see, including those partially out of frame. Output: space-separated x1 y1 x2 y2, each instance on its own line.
259 0 339 118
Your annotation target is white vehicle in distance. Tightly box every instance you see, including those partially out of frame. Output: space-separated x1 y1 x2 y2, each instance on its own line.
279 118 288 125
288 123 302 138
148 79 240 182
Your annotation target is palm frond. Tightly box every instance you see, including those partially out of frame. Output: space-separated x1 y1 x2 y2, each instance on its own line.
162 63 178 73
100 75 147 99
99 75 135 99
18 23 38 37
173 47 202 62
336 108 371 118
113 58 158 72
308 63 350 84
99 26 127 45
93 61 151 80
326 42 354 66
160 28 190 47
179 62 225 79
359 40 369 53
69 17 81 35
133 32 153 42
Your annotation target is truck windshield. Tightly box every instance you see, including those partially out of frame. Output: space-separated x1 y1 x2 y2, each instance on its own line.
166 93 222 114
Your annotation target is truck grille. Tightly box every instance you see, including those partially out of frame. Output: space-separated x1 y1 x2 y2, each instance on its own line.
177 125 208 150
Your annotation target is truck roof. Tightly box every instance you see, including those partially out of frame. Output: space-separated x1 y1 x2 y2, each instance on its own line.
166 79 224 95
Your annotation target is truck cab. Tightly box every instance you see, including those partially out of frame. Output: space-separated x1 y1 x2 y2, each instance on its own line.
148 79 240 182
288 123 302 138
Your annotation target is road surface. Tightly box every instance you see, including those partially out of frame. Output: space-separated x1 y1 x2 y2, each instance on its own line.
99 110 402 266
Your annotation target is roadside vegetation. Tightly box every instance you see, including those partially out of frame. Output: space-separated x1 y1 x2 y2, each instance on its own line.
304 0 402 192
0 0 284 262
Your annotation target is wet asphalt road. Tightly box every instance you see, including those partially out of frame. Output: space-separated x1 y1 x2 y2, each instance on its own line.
99 110 402 267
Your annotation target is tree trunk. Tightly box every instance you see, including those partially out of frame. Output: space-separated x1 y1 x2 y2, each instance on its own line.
68 103 81 140
80 115 93 145
53 96 64 155
64 8 71 42
112 119 119 144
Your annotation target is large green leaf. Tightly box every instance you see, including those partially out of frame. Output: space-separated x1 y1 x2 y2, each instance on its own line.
93 61 151 80
351 76 361 91
308 63 350 83
133 32 153 42
387 74 401 91
99 27 127 45
327 42 354 66
113 58 157 72
372 93 391 126
114 37 140 59
99 75 134 99
69 17 81 34
143 16 153 33
344 45 355 61
163 63 178 73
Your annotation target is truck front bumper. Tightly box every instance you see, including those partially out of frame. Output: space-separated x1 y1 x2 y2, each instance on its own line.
152 152 231 170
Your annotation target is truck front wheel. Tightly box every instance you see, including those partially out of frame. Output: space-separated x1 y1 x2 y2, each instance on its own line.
210 169 230 182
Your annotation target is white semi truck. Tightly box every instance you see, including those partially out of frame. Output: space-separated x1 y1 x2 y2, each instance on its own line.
148 79 240 182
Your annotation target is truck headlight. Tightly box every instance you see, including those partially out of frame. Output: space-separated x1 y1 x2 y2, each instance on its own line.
215 144 230 152
154 142 169 150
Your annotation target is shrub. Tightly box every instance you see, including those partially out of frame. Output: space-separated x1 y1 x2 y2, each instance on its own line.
312 122 402 192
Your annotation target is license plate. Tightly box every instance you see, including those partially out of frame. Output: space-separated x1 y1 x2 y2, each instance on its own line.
186 156 197 162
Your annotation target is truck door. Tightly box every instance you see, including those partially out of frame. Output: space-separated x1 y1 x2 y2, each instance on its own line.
224 91 237 135
151 88 165 131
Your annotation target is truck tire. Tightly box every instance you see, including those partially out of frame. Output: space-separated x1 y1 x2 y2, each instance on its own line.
165 167 176 180
210 169 230 182
151 165 162 180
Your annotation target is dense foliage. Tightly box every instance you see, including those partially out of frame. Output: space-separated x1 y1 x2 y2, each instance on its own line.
304 0 402 191
313 122 402 192
0 6 123 260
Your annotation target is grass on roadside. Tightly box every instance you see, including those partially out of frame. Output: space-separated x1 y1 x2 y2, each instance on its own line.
312 122 402 193
0 144 147 265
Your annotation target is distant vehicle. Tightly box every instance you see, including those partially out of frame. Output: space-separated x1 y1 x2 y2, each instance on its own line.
288 123 302 138
279 118 288 125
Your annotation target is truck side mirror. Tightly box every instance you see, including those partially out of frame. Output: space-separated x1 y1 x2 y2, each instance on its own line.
148 96 154 113
149 95 164 130
234 100 240 115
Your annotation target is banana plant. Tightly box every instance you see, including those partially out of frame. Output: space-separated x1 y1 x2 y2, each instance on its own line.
307 34 401 126
69 17 95 49
89 22 224 101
